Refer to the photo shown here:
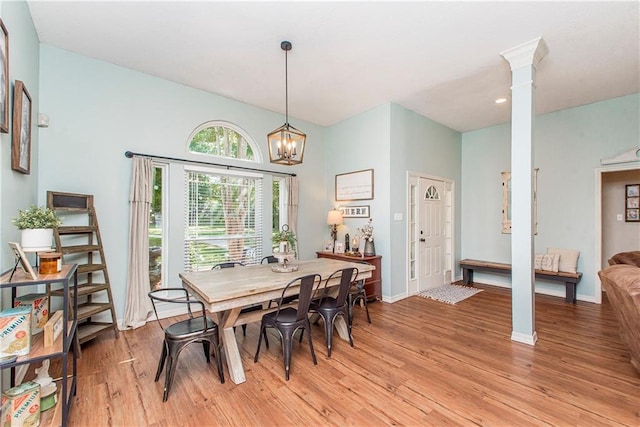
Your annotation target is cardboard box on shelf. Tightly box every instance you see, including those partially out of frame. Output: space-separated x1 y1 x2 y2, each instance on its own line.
14 294 49 335
1 381 41 427
0 307 31 357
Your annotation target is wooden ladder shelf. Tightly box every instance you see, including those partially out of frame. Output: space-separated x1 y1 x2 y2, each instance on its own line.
47 191 119 351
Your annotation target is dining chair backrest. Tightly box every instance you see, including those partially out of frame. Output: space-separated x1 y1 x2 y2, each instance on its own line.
212 261 245 269
274 273 322 322
148 288 209 333
316 267 358 307
261 255 278 264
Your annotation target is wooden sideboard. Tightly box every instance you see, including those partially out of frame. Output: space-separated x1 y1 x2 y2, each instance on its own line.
316 252 381 301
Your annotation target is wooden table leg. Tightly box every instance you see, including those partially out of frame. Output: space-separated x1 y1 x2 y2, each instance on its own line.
334 316 350 340
220 308 246 384
308 312 351 342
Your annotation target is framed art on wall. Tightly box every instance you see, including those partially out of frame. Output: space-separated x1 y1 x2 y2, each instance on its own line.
335 169 374 201
625 184 639 222
339 205 370 218
0 19 8 133
11 80 32 174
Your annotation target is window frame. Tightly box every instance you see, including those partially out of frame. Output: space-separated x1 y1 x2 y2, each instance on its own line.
183 165 264 271
185 120 262 164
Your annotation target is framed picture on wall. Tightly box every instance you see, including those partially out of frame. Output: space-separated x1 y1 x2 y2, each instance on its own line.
625 184 639 222
11 80 32 174
335 169 374 201
0 19 9 133
339 205 370 218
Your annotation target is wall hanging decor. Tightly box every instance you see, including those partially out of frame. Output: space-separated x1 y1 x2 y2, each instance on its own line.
0 19 8 133
11 80 32 174
339 205 370 218
335 169 374 201
625 184 639 222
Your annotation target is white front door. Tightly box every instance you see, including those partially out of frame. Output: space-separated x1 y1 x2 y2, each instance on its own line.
418 177 445 291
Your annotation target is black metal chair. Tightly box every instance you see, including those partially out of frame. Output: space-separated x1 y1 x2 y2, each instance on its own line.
348 261 371 324
212 262 258 336
254 274 321 380
148 288 225 402
263 255 298 308
261 255 278 264
213 261 245 269
308 267 357 358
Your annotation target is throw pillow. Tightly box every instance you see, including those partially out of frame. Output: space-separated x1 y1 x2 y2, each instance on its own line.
534 253 560 272
547 248 580 273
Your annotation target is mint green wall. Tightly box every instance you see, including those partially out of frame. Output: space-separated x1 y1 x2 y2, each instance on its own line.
0 0 40 285
325 104 392 295
37 45 327 320
326 103 462 301
389 104 462 299
461 94 640 301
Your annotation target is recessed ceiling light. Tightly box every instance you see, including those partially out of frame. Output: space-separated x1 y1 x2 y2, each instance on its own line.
495 98 507 104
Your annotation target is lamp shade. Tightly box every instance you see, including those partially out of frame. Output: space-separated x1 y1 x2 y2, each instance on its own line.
326 209 343 225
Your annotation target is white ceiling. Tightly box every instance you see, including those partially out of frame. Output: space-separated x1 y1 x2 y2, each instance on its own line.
27 1 639 133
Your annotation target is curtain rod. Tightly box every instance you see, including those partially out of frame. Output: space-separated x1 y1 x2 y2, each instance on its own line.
124 151 296 177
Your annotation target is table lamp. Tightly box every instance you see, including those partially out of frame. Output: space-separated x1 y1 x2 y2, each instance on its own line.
326 209 343 252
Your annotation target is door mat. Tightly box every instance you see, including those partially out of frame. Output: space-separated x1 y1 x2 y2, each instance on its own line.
418 284 483 305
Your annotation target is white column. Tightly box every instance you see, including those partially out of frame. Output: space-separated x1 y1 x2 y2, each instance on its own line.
500 37 548 346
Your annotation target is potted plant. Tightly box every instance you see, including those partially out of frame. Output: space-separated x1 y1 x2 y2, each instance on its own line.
12 205 62 251
272 224 296 254
358 218 375 256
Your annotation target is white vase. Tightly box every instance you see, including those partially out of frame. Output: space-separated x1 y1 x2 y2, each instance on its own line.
21 229 53 251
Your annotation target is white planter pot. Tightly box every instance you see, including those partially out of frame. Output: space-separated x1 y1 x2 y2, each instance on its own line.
21 229 53 251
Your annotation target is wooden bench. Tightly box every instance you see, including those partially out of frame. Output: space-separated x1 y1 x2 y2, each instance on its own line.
459 259 582 303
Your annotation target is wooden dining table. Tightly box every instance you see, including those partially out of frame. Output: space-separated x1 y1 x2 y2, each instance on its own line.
179 257 374 384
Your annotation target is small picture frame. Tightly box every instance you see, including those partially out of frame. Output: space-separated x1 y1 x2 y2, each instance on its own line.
339 205 370 218
12 80 32 174
625 184 639 222
323 240 334 252
334 241 345 254
8 242 37 280
0 19 8 133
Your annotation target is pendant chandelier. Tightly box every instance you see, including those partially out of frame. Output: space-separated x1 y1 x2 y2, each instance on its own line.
268 41 306 166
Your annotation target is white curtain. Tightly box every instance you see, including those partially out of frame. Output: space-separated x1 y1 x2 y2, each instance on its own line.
285 176 299 257
123 156 154 329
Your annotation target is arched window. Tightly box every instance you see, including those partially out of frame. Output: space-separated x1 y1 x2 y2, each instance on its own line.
184 122 264 270
425 185 440 200
187 121 260 162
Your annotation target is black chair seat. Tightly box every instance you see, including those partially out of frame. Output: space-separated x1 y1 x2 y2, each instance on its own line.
254 274 321 380
148 288 224 402
165 317 217 337
308 267 357 358
349 261 371 324
212 262 256 336
262 307 299 323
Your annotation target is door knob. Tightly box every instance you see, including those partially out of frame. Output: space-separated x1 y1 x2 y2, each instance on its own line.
420 238 426 242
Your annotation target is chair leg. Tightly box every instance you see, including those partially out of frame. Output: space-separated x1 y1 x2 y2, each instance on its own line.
155 341 168 382
242 324 247 336
254 323 265 363
323 314 334 358
345 310 354 348
283 333 293 381
306 321 317 365
202 340 211 363
362 294 371 324
163 355 175 402
211 338 225 384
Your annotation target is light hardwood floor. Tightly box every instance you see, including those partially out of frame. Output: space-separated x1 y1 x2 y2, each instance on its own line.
64 283 639 426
